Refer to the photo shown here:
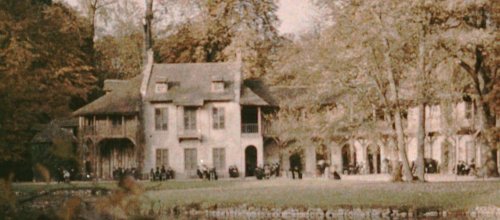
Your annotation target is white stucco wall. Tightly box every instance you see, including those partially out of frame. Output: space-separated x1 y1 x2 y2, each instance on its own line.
143 100 255 178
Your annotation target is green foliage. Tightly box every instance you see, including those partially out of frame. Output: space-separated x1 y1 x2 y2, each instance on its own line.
0 0 95 177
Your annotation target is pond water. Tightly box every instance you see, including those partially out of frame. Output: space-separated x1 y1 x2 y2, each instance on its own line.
8 189 498 220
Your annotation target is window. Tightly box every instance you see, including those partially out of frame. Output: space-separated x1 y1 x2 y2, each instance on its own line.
465 102 474 120
213 148 226 172
111 116 122 127
155 82 168 93
156 149 168 167
184 148 197 172
211 81 224 92
212 107 225 129
184 107 197 130
155 108 168 130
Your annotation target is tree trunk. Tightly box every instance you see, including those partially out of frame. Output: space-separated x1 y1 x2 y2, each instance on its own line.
416 103 426 181
458 47 499 177
415 23 427 181
389 137 403 182
383 50 413 181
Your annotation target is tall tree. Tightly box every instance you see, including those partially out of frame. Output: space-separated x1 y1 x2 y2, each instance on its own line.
412 0 498 176
154 0 282 78
0 0 95 178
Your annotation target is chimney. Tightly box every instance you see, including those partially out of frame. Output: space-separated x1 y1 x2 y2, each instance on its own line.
142 0 153 65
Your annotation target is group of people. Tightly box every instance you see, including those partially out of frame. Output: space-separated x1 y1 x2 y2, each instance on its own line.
343 164 362 175
456 160 475 176
410 159 439 175
255 162 280 180
150 165 175 181
113 167 141 180
289 166 303 179
228 165 240 178
197 164 218 180
255 163 281 180
55 167 76 183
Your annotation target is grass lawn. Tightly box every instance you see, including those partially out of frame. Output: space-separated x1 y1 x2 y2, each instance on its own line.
9 178 500 211
142 179 500 210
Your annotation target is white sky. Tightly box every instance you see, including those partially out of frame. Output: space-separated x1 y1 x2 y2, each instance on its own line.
63 0 316 35
277 0 316 34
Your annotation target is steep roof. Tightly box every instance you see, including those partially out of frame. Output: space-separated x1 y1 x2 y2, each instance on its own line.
103 79 127 92
144 62 240 105
240 86 270 106
241 80 276 106
73 74 142 116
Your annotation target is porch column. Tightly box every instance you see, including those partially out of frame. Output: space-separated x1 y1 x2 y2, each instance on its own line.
257 107 262 135
93 116 97 134
106 115 110 133
350 139 356 166
330 142 342 172
122 115 125 136
305 146 316 176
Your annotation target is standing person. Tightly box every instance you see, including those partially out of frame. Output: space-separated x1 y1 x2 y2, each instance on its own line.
150 168 155 181
290 166 296 179
275 162 281 177
264 164 271 179
161 165 167 181
197 165 203 179
202 164 209 180
155 167 160 181
56 167 63 183
297 166 303 179
469 159 476 176
324 164 331 179
63 169 70 183
85 160 92 180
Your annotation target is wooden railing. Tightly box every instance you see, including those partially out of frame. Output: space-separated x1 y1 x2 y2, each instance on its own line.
82 122 136 138
242 123 259 133
83 126 96 135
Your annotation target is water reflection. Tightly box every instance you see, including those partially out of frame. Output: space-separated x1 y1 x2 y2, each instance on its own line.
161 214 482 220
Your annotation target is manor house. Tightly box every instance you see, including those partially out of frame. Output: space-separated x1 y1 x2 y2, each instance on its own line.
74 55 288 179
74 55 498 179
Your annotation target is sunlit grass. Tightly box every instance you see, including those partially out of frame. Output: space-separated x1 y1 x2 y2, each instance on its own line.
143 179 500 210
11 178 500 210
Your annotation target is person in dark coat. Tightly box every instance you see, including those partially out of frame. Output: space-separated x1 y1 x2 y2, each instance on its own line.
167 166 175 179
56 167 63 183
150 168 155 181
155 167 160 181
297 166 303 179
197 167 203 179
333 170 341 180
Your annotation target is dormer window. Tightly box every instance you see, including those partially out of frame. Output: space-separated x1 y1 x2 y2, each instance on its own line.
211 75 225 92
155 82 168 93
211 81 225 92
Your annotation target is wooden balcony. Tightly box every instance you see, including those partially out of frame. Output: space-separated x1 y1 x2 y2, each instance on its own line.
242 123 259 133
80 115 137 140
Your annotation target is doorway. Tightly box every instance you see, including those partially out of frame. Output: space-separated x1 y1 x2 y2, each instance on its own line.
245 146 257 176
367 145 381 174
342 144 356 173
